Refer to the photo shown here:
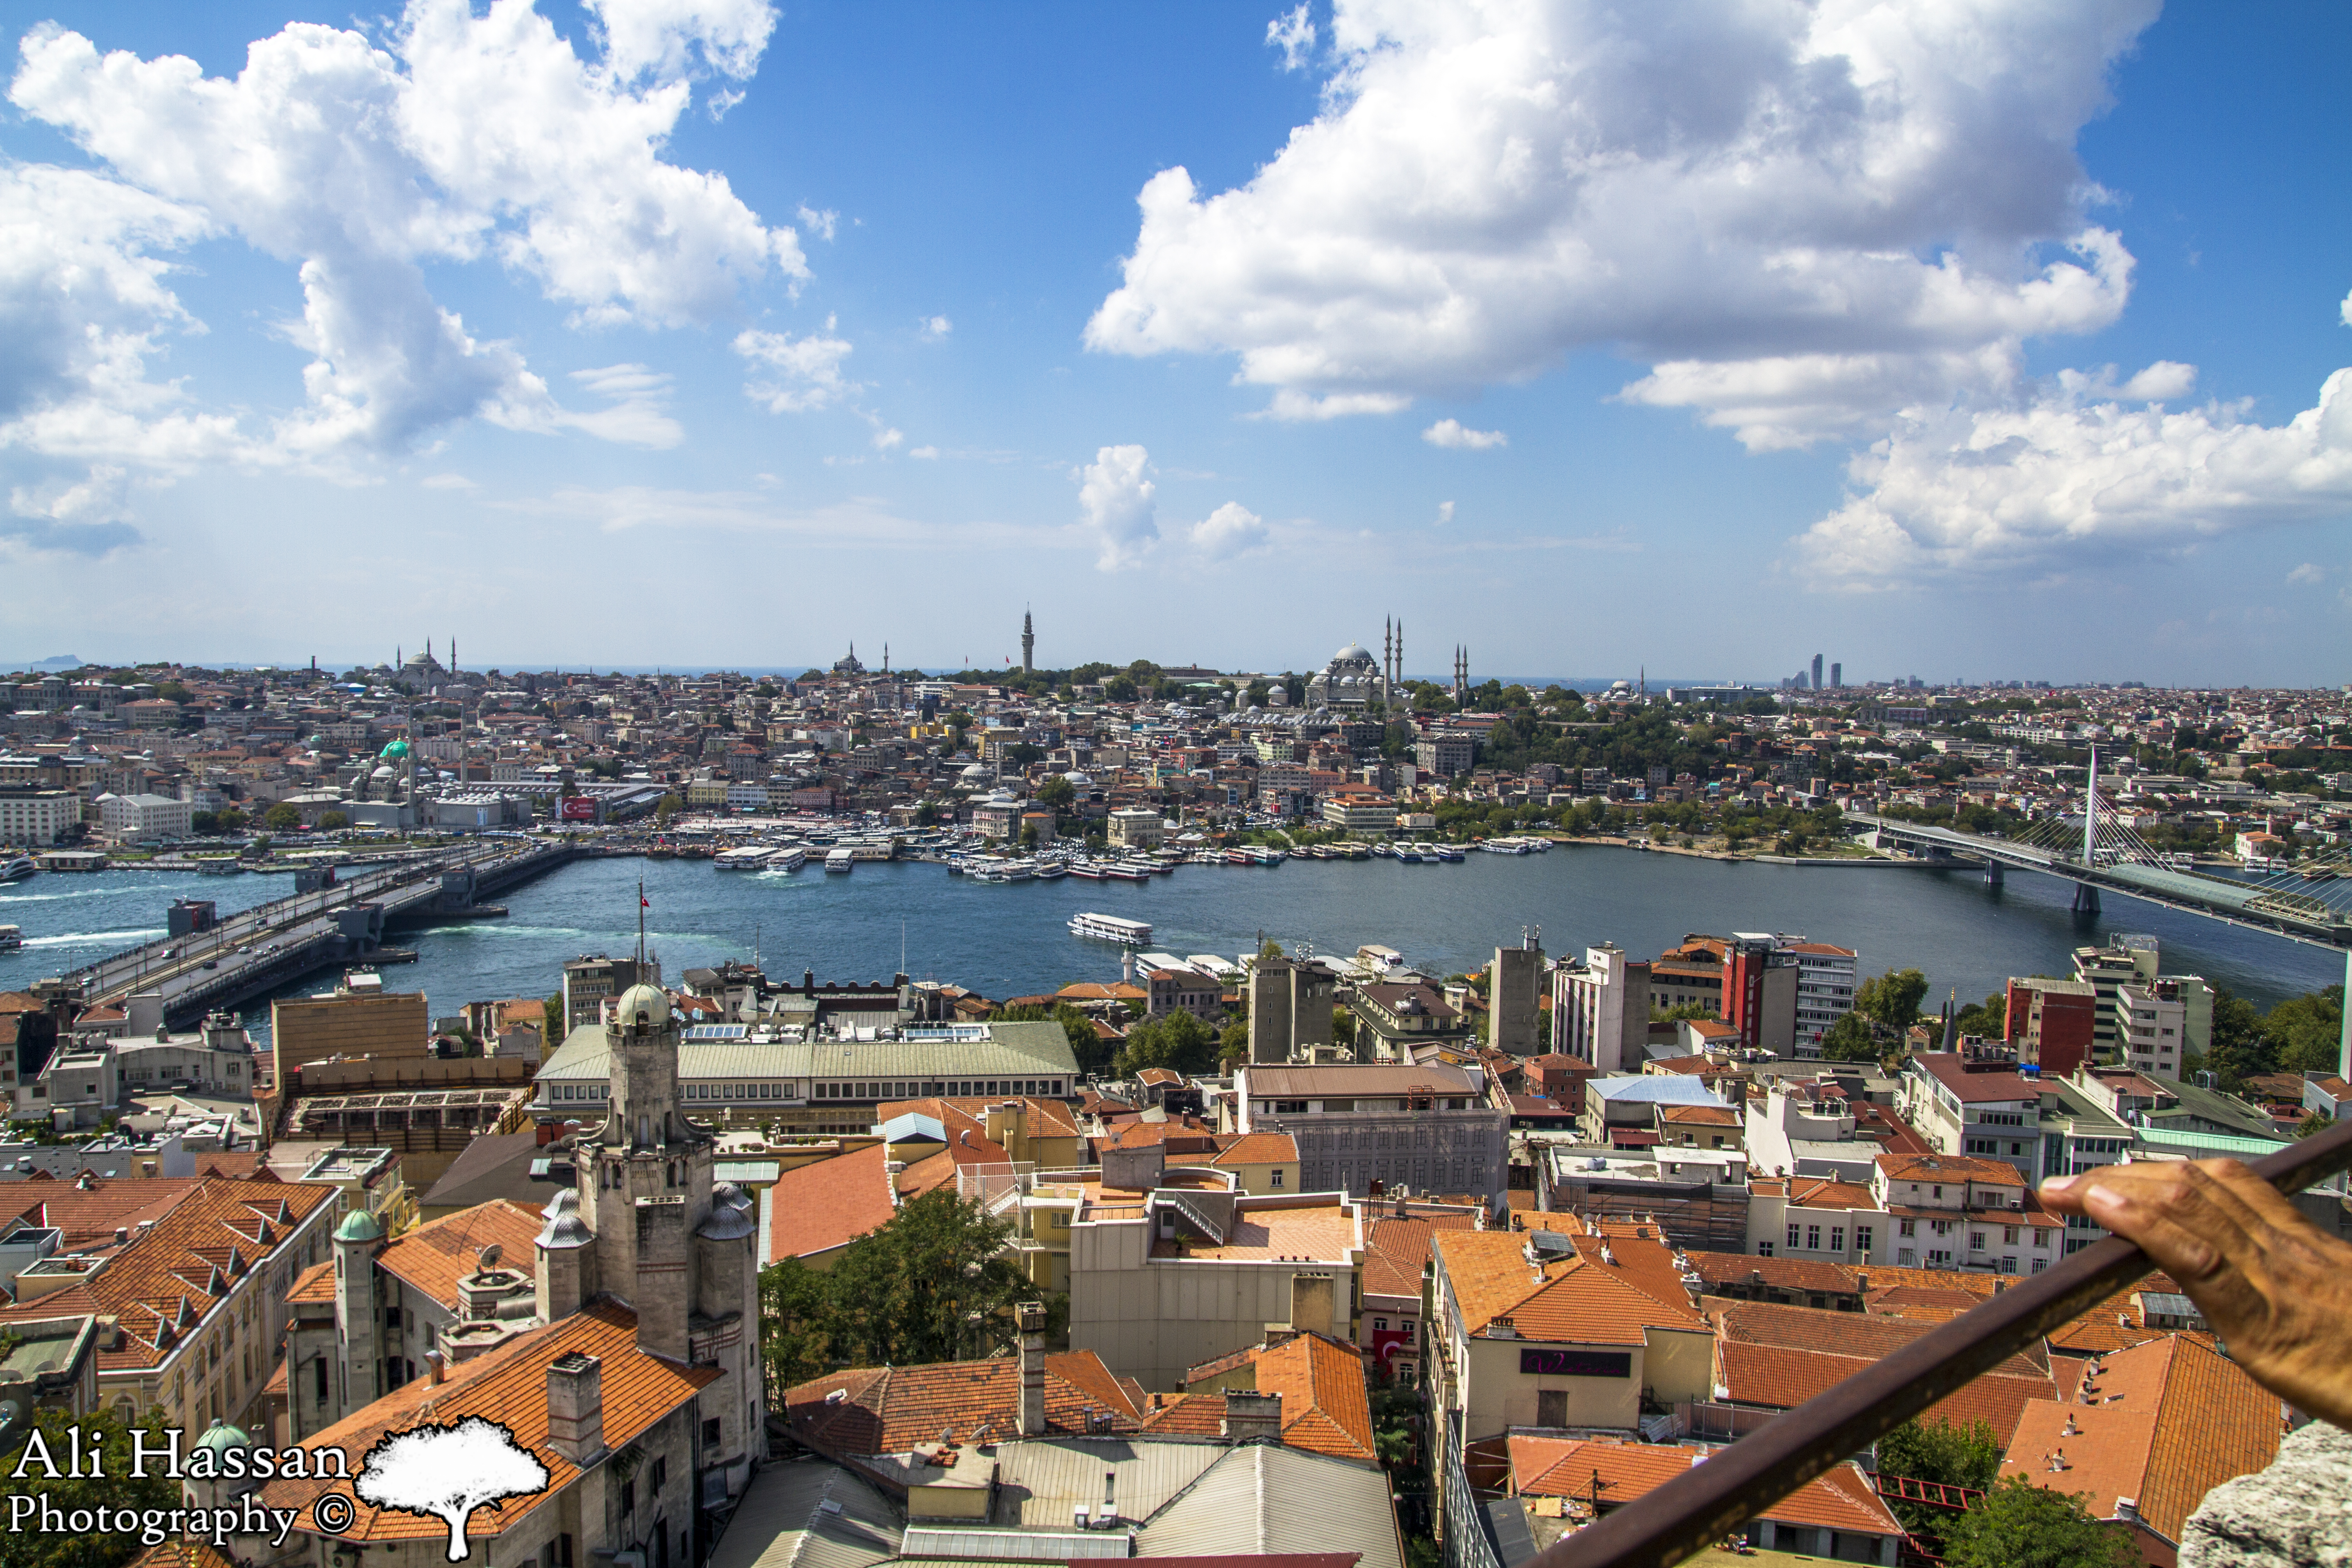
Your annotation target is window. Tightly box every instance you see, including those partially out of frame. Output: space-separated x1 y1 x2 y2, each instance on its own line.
621 1479 634 1516
2034 1229 2052 1248
1828 1228 1844 1253
2003 1226 2019 1245
1898 1219 1916 1237
1536 1391 1569 1428
1758 1241 1774 1257
1270 1170 1284 1189
1855 1226 1872 1254
652 1457 666 1493
1402 1319 1416 1342
1805 1225 1821 1251
1969 1231 1986 1251
314 1358 329 1401
1786 1224 1802 1250
1375 1318 1389 1333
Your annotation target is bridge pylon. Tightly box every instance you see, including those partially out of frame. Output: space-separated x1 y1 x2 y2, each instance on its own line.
2071 882 2101 917
1982 862 2003 889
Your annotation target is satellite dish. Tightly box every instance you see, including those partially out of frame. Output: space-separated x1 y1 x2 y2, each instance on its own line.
476 1243 504 1270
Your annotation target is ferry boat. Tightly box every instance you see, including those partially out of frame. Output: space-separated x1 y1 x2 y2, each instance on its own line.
1070 911 1152 946
1481 837 1533 855
0 854 34 882
1034 862 1069 881
1068 862 1108 880
0 925 20 952
715 846 771 870
1106 862 1154 882
824 847 856 873
1394 846 1422 863
197 858 244 876
1410 842 1444 861
764 846 808 871
1432 844 1465 862
1224 848 1250 865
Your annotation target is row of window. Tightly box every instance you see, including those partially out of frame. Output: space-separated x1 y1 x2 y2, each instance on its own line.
547 1076 1070 1104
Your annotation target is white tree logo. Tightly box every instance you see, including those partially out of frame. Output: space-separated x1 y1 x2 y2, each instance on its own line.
354 1416 552 1562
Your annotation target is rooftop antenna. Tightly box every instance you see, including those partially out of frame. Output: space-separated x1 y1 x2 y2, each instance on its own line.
637 878 648 969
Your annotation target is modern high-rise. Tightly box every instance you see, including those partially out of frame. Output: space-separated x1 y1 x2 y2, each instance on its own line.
1775 936 1859 1056
1828 662 1842 688
1811 654 1824 690
1549 943 1651 1072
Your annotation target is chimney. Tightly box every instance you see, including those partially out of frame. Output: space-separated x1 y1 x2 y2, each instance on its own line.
425 1349 446 1385
2115 1498 2140 1525
546 1352 605 1463
1221 1390 1283 1444
1017 1300 1048 1437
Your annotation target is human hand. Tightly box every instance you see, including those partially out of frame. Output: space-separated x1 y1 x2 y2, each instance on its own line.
2039 1158 2352 1428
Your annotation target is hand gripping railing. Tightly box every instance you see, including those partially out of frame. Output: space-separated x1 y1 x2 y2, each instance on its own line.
1533 1116 2352 1568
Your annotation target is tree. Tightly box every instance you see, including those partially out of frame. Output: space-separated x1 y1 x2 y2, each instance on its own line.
1117 1010 1216 1078
1953 991 2008 1040
1651 1001 1715 1023
355 1416 550 1562
1856 968 1930 1030
543 993 566 1042
1939 1475 2139 1568
2265 984 2345 1075
2297 1110 2332 1139
262 803 303 832
1877 1416 2000 1539
1036 775 1076 812
318 809 351 831
759 1253 837 1391
825 1189 1028 1367
653 793 682 825
0 1407 182 1568
216 805 247 834
1220 1020 1250 1068
2202 985 2274 1090
191 810 219 834
1820 1011 1880 1062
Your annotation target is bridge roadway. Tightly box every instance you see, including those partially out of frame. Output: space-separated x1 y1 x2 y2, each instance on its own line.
1847 812 2352 951
62 838 580 1025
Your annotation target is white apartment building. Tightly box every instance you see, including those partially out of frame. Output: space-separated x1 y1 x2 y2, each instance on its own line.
94 791 193 842
1549 943 1649 1073
2116 980 2188 1076
1745 1152 2064 1277
0 788 83 845
1777 937 1859 1055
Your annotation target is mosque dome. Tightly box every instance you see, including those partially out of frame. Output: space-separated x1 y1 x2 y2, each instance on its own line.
334 1208 384 1244
379 738 411 760
614 982 671 1030
195 1421 250 1455
1334 643 1372 664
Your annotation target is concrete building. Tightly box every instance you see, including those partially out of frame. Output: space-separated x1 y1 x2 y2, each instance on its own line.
1348 980 1471 1059
1234 1062 1506 1200
2073 938 2160 1062
1487 936 1547 1056
1412 734 1475 779
93 792 193 842
1777 937 1859 1055
113 1011 259 1098
2003 977 2097 1077
270 984 431 1086
561 954 661 1034
2116 980 2190 1078
1550 944 1650 1073
1247 955 1336 1063
0 787 82 845
1107 807 1167 849
1723 933 1798 1057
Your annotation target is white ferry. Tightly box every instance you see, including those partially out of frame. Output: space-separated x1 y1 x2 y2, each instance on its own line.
764 846 808 871
1482 837 1533 854
0 924 20 952
1070 911 1152 946
714 846 771 870
824 847 856 873
0 854 35 882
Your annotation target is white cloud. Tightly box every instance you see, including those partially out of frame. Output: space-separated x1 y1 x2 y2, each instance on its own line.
558 364 684 448
421 472 478 490
872 426 905 452
910 445 940 460
1190 501 1269 560
1077 444 1157 569
1089 0 2155 444
1267 4 1317 71
2 0 800 477
797 204 839 243
4 464 141 555
1422 418 1505 451
733 322 857 412
1797 364 2352 585
1262 389 1410 422
1435 500 1454 525
920 315 952 340
2287 562 2327 586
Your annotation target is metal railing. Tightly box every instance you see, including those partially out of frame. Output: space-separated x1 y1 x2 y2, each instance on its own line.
1530 1116 2352 1568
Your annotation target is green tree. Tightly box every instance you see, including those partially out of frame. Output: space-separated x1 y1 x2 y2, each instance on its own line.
825 1189 1028 1367
654 793 683 825
1855 967 1930 1030
1332 1006 1357 1049
1877 1416 2000 1542
191 810 219 834
1117 1010 1217 1078
154 681 192 704
318 809 351 830
1036 775 1076 813
2297 1110 2332 1139
1651 1001 1715 1023
1819 1011 1880 1062
1940 1475 2140 1568
2265 985 2344 1075
0 1406 182 1568
1953 991 2008 1039
758 1253 837 1392
1219 1020 1250 1068
215 805 247 834
261 803 303 832
544 993 567 1042
2202 985 2274 1090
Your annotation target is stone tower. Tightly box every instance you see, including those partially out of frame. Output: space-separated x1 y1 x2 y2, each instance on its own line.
1021 609 1034 676
332 1207 385 1409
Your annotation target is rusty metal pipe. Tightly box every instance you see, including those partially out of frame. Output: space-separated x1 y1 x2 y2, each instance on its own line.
1531 1115 2352 1568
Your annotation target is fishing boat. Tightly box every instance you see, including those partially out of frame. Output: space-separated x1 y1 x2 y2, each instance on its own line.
1070 911 1152 945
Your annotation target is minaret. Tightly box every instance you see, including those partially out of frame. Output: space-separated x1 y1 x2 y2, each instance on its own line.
1021 609 1034 675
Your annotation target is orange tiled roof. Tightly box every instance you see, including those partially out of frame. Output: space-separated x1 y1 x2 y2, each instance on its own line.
287 1260 337 1306
126 1540 242 1568
783 1351 1143 1453
261 1299 719 1548
764 1143 897 1262
1436 1231 1707 1346
1682 1250 1858 1295
374 1200 544 1312
0 1176 334 1372
1362 1214 1478 1301
1716 1302 2054 1444
1510 1437 1899 1537
1999 1334 2281 1541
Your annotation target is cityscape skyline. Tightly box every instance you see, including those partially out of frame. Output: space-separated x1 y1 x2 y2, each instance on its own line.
0 2 2347 683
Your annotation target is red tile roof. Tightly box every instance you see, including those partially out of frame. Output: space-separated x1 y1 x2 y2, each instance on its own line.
1715 1302 2055 1444
1436 1231 1708 1347
783 1351 1143 1453
1149 1333 1377 1464
764 1143 897 1263
374 1200 544 1312
261 1300 719 1548
1509 1437 1899 1537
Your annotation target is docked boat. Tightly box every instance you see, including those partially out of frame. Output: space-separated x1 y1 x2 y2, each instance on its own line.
764 846 808 871
0 854 35 882
197 858 244 876
1034 862 1069 881
824 847 856 873
1432 844 1465 862
1069 863 1108 880
0 925 20 952
1106 862 1153 882
715 846 771 870
1070 911 1153 946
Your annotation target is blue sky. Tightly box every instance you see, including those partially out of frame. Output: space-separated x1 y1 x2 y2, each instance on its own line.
1 0 2347 684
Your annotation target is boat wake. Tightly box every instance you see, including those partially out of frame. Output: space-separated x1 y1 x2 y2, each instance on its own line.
22 927 166 947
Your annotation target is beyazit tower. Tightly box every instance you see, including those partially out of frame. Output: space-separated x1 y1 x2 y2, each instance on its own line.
1021 608 1035 675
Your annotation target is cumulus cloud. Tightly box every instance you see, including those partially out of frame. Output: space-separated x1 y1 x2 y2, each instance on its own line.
733 322 857 412
1435 500 1454 525
1191 501 1269 559
2287 562 2326 585
1078 444 1157 569
1422 418 1505 451
1088 0 2155 445
1267 4 1317 71
1 0 803 482
920 315 952 339
1797 364 2352 584
4 465 142 555
797 203 839 243
872 425 905 451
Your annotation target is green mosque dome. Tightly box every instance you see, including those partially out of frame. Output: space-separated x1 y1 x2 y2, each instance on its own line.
379 738 412 760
